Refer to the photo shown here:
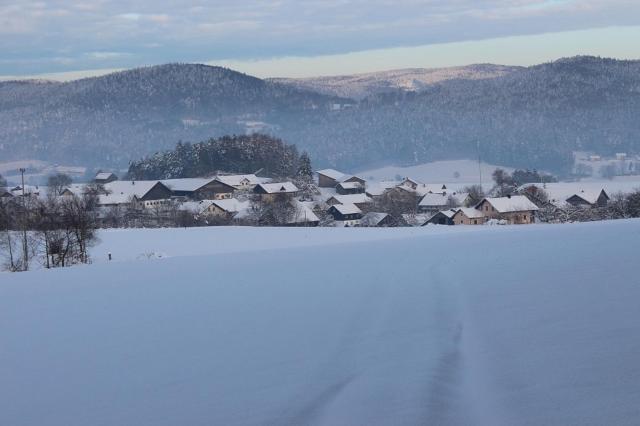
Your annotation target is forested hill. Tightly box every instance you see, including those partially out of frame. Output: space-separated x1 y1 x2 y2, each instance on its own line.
2 57 640 174
127 134 302 180
0 64 344 167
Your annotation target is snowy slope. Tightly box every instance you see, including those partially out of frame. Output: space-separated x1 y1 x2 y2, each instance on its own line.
2 221 640 425
358 159 514 190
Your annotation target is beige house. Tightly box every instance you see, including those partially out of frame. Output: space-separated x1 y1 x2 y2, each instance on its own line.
452 207 485 225
475 196 539 224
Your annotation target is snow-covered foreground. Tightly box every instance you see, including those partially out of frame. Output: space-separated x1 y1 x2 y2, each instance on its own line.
2 221 640 425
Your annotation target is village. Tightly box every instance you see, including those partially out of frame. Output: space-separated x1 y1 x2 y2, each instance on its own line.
2 164 638 229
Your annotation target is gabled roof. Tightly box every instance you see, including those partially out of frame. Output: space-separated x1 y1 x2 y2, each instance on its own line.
95 172 116 180
419 192 469 207
336 181 363 190
566 189 609 205
478 196 539 213
256 182 299 194
100 181 168 205
290 201 320 224
455 207 485 219
179 200 216 214
161 178 217 193
360 212 390 226
211 198 251 214
316 168 346 181
365 181 398 197
331 203 362 215
328 193 372 205
215 174 265 187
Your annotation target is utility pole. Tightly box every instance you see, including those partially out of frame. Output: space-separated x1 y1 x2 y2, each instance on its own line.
19 168 28 271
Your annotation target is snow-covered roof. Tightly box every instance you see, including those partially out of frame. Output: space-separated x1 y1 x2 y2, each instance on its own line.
419 192 469 207
211 198 251 214
332 203 362 215
289 201 320 224
566 190 608 205
179 200 215 214
317 168 346 181
336 181 363 190
100 181 164 205
329 193 372 205
481 196 539 213
256 182 299 194
360 212 390 226
215 174 265 187
365 181 398 197
95 172 116 180
161 178 216 192
438 209 459 219
456 207 485 219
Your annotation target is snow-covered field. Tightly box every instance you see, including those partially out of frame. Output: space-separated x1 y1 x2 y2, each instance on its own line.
358 159 513 190
2 221 640 425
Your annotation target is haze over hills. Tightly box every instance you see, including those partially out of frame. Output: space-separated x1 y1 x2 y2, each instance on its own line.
269 64 520 100
1 56 640 174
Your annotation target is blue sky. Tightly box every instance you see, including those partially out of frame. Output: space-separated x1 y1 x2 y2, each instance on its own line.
1 0 640 79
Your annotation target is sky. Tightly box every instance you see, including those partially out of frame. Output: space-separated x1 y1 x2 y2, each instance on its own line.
1 0 640 80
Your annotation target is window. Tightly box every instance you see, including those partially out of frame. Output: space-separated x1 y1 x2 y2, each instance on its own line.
474 220 477 224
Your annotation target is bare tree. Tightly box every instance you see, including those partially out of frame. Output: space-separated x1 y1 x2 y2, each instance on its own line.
47 173 73 196
462 185 485 207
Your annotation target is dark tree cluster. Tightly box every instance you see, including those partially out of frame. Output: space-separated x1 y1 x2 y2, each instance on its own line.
127 134 304 180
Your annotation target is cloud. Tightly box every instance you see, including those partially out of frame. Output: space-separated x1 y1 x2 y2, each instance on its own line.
1 0 640 75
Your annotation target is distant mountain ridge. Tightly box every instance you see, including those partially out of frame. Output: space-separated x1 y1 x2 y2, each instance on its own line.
1 56 640 173
269 64 520 99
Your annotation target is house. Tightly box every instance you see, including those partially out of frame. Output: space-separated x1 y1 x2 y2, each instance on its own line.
0 189 14 198
286 201 320 227
566 189 610 208
360 212 394 227
254 182 299 201
327 203 362 226
365 181 398 199
475 195 539 224
399 177 421 191
336 181 365 195
423 209 457 225
326 193 373 210
178 200 216 215
418 192 469 214
94 172 118 184
99 181 173 208
317 169 346 188
9 185 42 198
208 198 252 220
215 174 266 190
452 207 485 225
162 178 235 200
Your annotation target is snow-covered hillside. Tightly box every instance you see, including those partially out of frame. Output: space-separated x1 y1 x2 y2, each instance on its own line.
2 221 640 425
271 64 519 100
358 159 514 190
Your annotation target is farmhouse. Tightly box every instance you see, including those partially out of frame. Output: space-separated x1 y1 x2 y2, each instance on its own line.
336 181 365 195
452 207 485 225
326 193 373 209
208 198 251 219
162 178 235 200
94 172 118 184
360 212 394 227
215 174 265 190
423 209 457 225
254 182 299 201
328 203 362 226
418 192 469 214
317 169 347 188
475 196 538 224
100 181 173 208
566 189 610 208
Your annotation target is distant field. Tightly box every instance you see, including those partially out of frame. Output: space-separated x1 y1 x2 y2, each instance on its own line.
357 159 513 189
